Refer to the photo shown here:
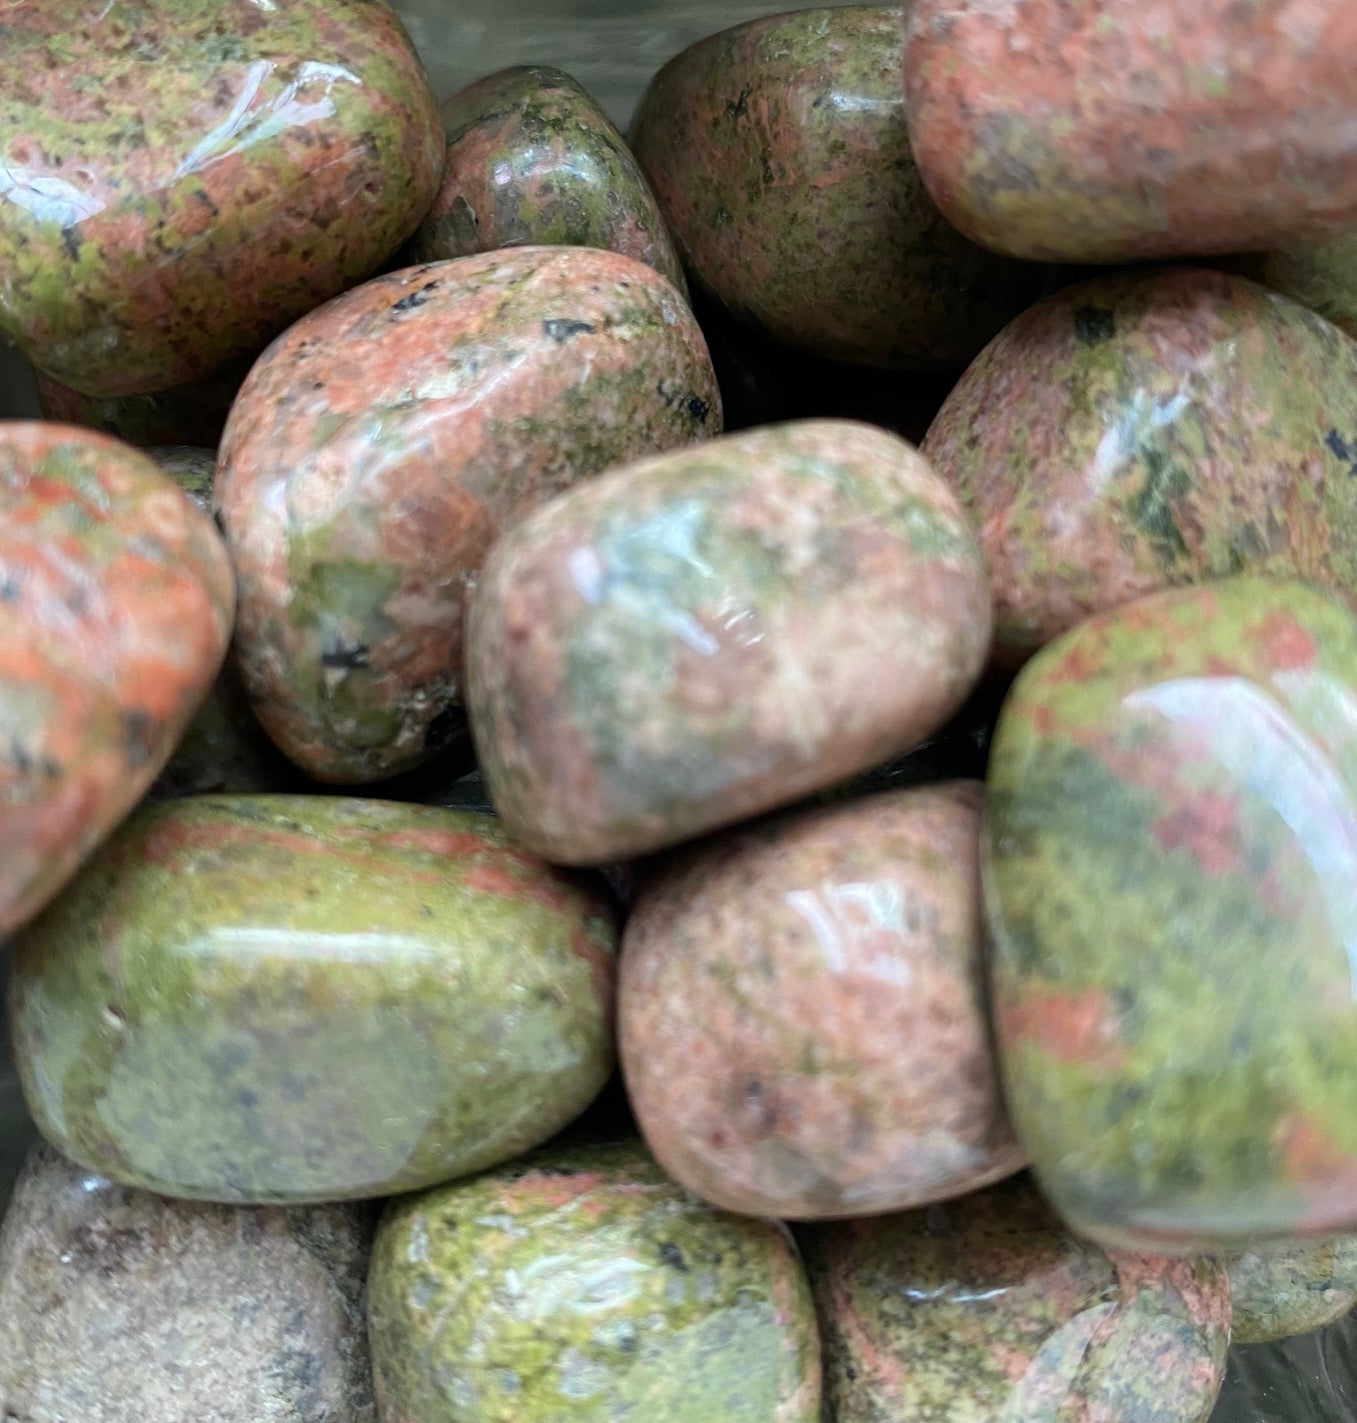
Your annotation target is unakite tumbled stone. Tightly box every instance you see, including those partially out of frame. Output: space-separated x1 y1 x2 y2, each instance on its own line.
8 796 618 1204
986 577 1357 1252
367 1140 822 1423
802 1176 1231 1423
1223 1238 1357 1344
1229 236 1357 343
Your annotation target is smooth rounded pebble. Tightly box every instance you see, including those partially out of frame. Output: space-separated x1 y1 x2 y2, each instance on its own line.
923 268 1357 665
367 1139 822 1423
631 5 1043 370
0 423 233 935
218 246 720 784
0 1143 377 1423
466 418 991 864
0 0 444 396
8 796 618 1204
621 782 1023 1218
904 0 1357 263
986 577 1357 1252
1228 236 1357 343
1224 1237 1357 1344
409 65 685 295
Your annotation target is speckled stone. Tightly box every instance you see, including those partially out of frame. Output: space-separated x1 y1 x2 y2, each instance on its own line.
620 782 1023 1219
802 1175 1231 1423
923 268 1357 665
1228 236 1357 343
367 1139 822 1423
8 795 618 1203
986 577 1357 1252
0 0 444 397
630 5 1044 371
0 1143 377 1423
1223 1237 1357 1344
467 419 990 864
218 246 720 785
0 423 233 935
35 359 252 449
409 66 685 296
904 0 1357 263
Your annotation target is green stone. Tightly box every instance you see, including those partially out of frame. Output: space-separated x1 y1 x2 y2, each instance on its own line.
1223 1237 1357 1344
1228 236 1357 342
7 796 618 1204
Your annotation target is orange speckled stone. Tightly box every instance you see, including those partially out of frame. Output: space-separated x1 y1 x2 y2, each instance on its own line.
218 247 720 785
0 423 233 935
620 782 1024 1220
904 0 1357 263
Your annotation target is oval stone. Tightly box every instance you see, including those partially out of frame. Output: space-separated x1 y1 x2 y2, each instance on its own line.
923 269 1357 665
8 796 618 1204
620 782 1023 1219
802 1176 1231 1423
0 424 233 935
408 66 686 296
904 0 1357 263
986 577 1357 1251
218 246 720 784
466 419 991 864
630 5 1044 371
0 1143 377 1423
1229 236 1357 343
0 0 444 397
1224 1238 1357 1344
367 1139 822 1423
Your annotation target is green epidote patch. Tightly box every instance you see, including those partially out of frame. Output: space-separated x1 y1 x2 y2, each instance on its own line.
985 577 1357 1253
1228 236 1357 342
1223 1237 1357 1344
367 1139 822 1423
7 796 617 1204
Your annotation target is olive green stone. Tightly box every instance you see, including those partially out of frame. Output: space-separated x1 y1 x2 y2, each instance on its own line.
7 796 618 1204
1223 1237 1357 1344
367 1139 823 1423
1228 237 1357 342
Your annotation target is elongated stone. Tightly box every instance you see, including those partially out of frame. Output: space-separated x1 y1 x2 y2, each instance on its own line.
621 782 1023 1219
0 424 233 934
218 247 720 784
0 0 444 397
630 5 1044 371
409 66 685 296
923 269 1357 665
367 1139 822 1423
0 1144 376 1423
8 796 618 1204
467 419 990 864
905 0 1357 263
1223 1238 1357 1344
986 577 1357 1251
803 1176 1231 1423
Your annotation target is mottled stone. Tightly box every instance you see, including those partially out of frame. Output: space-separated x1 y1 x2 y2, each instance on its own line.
802 1176 1231 1423
0 1143 376 1423
0 0 444 397
1223 1238 1357 1344
8 795 618 1203
986 577 1357 1252
35 359 251 449
0 423 233 935
467 419 990 864
621 782 1022 1219
630 5 1044 371
367 1139 822 1423
218 247 720 784
409 66 685 296
923 269 1357 665
1228 236 1357 343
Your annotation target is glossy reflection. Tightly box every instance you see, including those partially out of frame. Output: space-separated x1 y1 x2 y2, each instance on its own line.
7 796 618 1204
367 1140 823 1423
803 1175 1231 1423
986 578 1357 1252
620 782 1024 1219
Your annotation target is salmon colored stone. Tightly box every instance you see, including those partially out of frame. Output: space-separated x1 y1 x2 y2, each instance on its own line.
0 423 232 935
620 782 1023 1219
0 0 444 397
986 578 1357 1252
465 419 991 864
217 247 720 785
904 0 1357 263
923 269 1357 665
